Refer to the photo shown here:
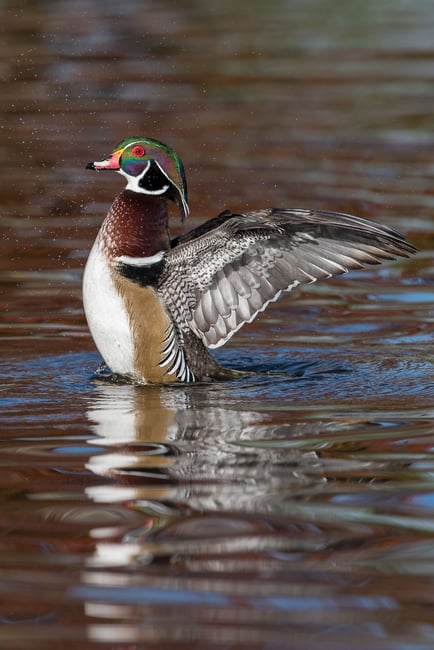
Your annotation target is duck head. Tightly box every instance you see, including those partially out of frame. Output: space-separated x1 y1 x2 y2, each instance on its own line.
86 136 189 220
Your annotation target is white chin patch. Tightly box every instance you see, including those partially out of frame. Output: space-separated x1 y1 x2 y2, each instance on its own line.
120 164 169 195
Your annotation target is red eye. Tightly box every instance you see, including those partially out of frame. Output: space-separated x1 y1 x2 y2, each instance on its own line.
132 145 145 157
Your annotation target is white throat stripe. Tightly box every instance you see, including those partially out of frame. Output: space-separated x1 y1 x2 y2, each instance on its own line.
115 251 165 267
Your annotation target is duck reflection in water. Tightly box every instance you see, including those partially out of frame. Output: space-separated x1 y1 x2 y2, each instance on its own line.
84 381 372 570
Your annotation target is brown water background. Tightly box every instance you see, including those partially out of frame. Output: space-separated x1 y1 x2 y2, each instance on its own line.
1 1 434 648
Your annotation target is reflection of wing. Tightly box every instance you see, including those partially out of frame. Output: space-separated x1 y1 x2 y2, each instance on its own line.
118 208 417 350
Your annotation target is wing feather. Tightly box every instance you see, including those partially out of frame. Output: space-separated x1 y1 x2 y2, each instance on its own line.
201 289 218 324
226 265 251 296
210 284 231 318
117 208 416 350
217 270 239 308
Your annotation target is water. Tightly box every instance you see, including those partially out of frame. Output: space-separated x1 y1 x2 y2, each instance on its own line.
1 0 434 648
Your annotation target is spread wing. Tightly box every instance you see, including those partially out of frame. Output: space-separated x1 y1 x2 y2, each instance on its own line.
118 208 417 350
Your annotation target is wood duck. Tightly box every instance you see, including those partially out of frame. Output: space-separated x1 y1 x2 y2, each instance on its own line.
83 136 417 384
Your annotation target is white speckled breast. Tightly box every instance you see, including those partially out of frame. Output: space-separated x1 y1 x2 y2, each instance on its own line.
83 234 135 377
